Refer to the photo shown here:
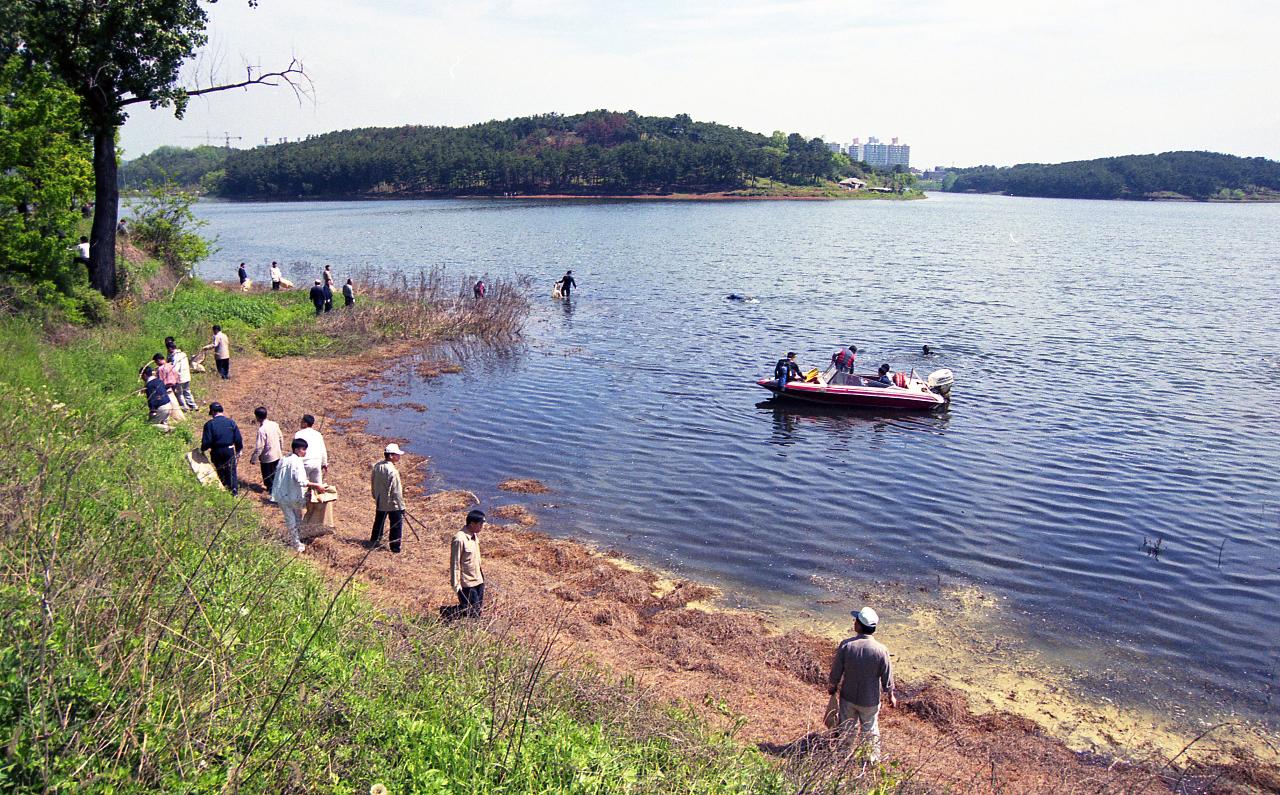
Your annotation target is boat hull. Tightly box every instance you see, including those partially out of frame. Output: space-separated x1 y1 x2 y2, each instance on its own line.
756 378 947 410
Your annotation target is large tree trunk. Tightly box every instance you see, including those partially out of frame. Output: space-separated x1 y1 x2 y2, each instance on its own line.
90 127 119 298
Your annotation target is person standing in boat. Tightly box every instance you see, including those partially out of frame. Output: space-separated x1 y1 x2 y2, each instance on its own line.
774 352 803 391
831 344 858 385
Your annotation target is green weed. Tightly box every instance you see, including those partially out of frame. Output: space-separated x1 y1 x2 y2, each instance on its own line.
0 300 811 793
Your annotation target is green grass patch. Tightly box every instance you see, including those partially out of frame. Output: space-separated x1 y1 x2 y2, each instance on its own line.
0 292 800 793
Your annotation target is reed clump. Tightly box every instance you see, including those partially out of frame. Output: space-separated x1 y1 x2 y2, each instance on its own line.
255 270 529 358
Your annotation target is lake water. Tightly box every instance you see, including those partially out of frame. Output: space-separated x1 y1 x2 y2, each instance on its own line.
193 193 1280 734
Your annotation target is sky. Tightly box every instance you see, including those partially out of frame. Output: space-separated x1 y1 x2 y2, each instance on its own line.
120 0 1280 168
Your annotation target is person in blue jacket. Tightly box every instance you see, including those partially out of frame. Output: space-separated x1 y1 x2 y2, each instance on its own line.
201 402 244 495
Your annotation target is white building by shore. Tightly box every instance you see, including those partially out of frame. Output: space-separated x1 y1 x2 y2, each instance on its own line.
846 136 910 168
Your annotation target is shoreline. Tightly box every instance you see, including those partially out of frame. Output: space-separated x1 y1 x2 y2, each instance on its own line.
942 190 1280 203
201 341 1277 793
199 190 926 203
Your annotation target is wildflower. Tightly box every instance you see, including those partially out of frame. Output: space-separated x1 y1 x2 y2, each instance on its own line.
370 785 388 795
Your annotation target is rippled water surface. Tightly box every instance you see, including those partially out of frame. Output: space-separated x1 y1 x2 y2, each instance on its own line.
195 194 1280 726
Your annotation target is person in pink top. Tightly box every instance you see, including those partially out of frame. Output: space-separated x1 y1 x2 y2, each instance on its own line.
151 353 179 390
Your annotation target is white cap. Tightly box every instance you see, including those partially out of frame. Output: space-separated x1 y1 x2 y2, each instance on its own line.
852 606 879 628
384 443 404 455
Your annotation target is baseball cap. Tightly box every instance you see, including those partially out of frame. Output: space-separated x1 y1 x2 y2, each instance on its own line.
851 606 879 628
385 443 404 455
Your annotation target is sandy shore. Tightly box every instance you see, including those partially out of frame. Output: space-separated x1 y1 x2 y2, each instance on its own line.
201 347 1270 793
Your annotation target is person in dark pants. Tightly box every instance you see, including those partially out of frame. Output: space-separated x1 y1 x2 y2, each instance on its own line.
322 278 333 312
342 278 355 307
450 509 486 618
201 402 243 495
558 269 577 298
309 280 325 315
368 443 405 552
249 406 284 496
201 325 231 380
237 262 248 287
774 351 803 391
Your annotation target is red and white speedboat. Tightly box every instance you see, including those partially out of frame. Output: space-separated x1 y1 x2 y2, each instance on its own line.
756 367 954 410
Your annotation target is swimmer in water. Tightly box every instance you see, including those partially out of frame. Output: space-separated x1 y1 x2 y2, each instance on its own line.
922 345 933 355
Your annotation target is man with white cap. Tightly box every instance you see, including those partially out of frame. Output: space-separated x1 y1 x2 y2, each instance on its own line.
828 605 896 761
368 443 405 553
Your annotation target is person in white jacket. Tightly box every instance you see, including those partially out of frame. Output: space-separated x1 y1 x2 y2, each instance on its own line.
165 336 197 410
293 413 329 484
271 438 324 552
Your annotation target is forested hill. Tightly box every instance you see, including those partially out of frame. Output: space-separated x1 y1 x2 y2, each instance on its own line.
212 111 884 198
119 145 229 191
943 151 1280 201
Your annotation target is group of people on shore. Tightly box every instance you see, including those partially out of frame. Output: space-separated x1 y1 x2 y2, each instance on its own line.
139 331 487 619
141 265 900 756
306 264 356 314
167 387 488 619
235 260 356 312
140 326 233 425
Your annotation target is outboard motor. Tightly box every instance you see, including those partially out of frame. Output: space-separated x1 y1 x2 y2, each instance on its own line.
927 369 954 401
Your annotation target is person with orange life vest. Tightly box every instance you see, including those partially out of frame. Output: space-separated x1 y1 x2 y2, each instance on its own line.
831 344 858 385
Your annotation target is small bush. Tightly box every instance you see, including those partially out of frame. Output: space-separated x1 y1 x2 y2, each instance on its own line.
126 182 211 280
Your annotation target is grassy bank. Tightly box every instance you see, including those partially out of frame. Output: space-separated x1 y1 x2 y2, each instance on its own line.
0 282 807 793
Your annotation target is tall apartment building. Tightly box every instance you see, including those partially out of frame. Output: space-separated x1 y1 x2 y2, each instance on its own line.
846 136 910 168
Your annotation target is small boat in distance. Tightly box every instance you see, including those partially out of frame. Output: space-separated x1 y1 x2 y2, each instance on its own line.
757 368 954 410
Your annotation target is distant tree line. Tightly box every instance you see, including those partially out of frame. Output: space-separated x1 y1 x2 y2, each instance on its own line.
119 145 230 192
943 151 1280 201
209 111 871 198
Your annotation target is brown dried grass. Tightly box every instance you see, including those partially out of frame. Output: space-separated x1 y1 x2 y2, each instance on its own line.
498 478 551 494
490 504 538 527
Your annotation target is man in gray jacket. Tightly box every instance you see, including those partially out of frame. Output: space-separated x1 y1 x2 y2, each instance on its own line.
368 443 405 553
828 606 896 762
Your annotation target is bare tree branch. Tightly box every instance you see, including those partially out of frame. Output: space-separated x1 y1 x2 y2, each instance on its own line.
120 58 312 108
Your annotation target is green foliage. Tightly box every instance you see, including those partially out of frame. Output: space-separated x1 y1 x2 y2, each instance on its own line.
16 0 213 129
0 56 94 306
945 151 1280 201
126 182 212 280
254 327 336 358
0 303 794 793
138 281 307 348
216 111 846 197
119 145 231 191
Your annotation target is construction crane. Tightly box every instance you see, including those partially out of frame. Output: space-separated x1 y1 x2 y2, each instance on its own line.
181 132 243 149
